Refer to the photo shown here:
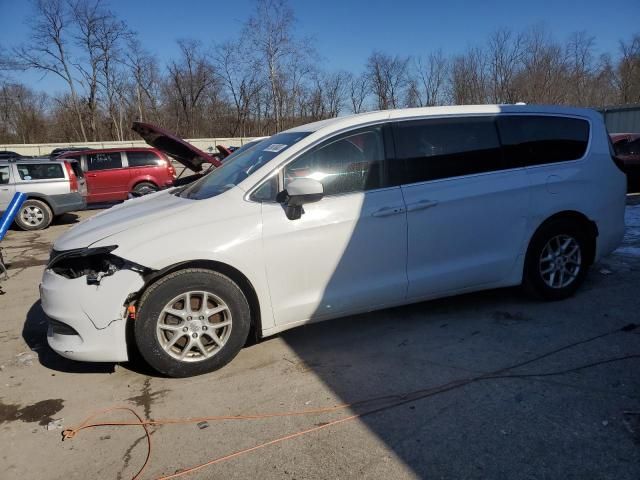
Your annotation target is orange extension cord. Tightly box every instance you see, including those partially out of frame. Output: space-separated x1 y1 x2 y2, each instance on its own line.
62 378 470 480
61 324 639 480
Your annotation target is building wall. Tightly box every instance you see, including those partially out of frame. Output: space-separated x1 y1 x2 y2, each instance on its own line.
601 105 640 133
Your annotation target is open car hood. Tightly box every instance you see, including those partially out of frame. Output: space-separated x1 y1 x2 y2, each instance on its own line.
132 122 221 172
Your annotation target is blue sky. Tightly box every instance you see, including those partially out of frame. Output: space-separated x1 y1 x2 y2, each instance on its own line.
1 0 638 93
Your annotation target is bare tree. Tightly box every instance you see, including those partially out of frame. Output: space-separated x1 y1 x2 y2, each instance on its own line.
450 47 489 104
348 73 369 113
565 31 596 105
0 83 49 143
245 0 298 132
516 25 567 104
415 50 448 106
215 40 263 136
366 51 409 110
93 5 130 140
15 0 88 141
487 28 524 103
616 34 640 104
322 71 349 117
166 39 217 137
125 36 161 122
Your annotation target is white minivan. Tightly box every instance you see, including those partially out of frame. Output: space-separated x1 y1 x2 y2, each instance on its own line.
40 105 626 377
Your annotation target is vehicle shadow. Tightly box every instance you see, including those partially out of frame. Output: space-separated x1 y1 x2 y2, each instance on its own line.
23 301 115 374
278 272 640 478
51 212 80 226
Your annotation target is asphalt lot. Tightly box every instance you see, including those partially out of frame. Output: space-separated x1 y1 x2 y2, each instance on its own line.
0 200 639 480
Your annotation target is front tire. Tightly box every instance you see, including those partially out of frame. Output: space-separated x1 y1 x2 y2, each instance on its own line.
523 219 591 301
15 199 52 230
134 269 251 377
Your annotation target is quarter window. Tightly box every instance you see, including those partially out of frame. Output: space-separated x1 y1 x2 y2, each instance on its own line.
0 166 10 184
393 117 503 184
497 116 589 166
251 176 278 202
284 127 385 196
127 151 163 167
16 163 64 180
87 152 123 171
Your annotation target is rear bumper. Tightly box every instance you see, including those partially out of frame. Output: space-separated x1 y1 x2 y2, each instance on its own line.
40 268 144 362
594 188 627 262
48 192 87 215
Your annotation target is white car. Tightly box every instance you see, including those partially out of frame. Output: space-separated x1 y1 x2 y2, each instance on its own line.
40 105 626 377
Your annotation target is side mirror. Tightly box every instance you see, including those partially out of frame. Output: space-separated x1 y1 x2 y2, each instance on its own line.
277 178 324 220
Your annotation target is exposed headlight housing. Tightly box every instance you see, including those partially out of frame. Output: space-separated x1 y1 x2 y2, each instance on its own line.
47 246 123 283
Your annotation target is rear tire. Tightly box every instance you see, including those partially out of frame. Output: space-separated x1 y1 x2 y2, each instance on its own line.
132 182 158 196
134 268 251 377
14 199 52 230
523 219 591 301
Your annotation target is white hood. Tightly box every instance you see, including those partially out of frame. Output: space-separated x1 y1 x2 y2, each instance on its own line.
52 187 264 273
54 190 194 251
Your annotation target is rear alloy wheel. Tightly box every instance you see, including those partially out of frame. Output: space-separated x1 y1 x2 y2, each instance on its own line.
523 219 590 300
134 269 251 377
538 235 582 289
132 182 158 196
15 199 52 230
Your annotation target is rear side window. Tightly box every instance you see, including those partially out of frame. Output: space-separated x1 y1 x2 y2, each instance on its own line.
497 116 589 166
16 163 64 180
127 151 163 167
87 152 123 171
393 117 502 184
0 166 10 184
63 158 84 178
69 158 84 178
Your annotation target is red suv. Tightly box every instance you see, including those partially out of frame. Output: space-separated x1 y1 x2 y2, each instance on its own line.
59 147 176 203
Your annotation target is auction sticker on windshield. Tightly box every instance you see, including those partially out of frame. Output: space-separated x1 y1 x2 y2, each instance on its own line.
263 144 287 153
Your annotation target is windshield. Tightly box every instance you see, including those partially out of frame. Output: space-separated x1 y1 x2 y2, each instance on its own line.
180 132 311 200
222 140 262 161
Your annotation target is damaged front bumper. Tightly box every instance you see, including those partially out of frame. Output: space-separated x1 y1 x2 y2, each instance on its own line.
40 249 146 362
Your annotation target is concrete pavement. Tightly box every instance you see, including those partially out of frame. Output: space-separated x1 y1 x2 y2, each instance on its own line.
0 204 638 479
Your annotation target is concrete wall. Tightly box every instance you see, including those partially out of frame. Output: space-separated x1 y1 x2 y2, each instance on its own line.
0 137 257 157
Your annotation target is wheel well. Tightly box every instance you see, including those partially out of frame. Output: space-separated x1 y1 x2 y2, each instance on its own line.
132 180 158 190
529 211 598 265
22 194 53 214
138 260 262 342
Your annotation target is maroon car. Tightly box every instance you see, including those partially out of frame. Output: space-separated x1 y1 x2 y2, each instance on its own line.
59 147 177 203
610 133 640 193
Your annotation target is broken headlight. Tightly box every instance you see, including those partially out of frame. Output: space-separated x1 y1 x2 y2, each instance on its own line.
47 246 123 283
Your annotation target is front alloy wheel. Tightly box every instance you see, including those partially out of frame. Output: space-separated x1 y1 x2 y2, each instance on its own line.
156 291 232 362
134 268 251 377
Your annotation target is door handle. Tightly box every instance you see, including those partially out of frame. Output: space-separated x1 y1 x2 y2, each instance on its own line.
87 174 97 177
407 199 439 212
372 206 405 217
